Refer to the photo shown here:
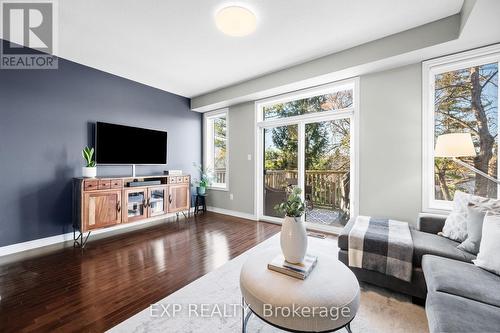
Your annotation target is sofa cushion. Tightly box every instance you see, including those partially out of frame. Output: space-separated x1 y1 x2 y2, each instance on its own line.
474 212 500 275
411 229 475 267
422 255 500 308
426 291 500 333
457 203 487 254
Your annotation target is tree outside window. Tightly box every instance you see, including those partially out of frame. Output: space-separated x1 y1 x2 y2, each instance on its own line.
434 63 498 200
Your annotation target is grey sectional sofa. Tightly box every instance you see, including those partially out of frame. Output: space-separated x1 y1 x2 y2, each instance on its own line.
338 214 500 332
423 255 500 332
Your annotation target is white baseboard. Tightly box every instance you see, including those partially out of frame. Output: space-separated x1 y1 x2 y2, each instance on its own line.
0 213 180 258
206 206 258 221
0 232 75 257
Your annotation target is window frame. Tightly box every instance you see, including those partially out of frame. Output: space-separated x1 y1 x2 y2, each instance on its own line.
203 108 229 191
422 45 500 213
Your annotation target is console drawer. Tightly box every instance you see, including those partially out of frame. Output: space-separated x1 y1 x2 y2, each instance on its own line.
110 179 123 189
182 176 190 183
84 180 99 191
98 180 111 190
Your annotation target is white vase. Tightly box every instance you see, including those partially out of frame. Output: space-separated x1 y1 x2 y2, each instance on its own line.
280 215 308 264
82 167 97 178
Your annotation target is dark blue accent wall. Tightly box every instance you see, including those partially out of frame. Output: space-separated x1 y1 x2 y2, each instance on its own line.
0 51 201 247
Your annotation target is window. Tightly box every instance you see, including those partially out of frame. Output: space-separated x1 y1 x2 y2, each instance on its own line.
423 46 500 212
263 88 353 120
204 109 228 189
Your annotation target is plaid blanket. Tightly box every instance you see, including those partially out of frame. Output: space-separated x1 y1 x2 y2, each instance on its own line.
348 216 413 282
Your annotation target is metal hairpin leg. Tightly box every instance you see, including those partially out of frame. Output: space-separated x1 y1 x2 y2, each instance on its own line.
73 229 91 248
242 297 252 333
176 211 190 221
345 323 352 333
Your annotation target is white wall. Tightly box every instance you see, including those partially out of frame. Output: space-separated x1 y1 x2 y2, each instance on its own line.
207 63 423 224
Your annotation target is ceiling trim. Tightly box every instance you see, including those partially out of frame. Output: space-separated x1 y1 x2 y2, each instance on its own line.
190 12 465 112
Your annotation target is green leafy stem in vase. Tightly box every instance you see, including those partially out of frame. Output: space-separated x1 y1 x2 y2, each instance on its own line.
82 146 96 167
192 162 214 188
274 187 305 218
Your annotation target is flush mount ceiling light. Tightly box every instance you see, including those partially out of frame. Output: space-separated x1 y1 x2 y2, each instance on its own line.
215 5 257 37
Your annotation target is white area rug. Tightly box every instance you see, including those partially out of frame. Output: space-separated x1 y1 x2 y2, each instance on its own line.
109 235 428 333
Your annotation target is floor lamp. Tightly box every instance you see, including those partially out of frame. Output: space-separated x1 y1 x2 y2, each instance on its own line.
435 133 500 184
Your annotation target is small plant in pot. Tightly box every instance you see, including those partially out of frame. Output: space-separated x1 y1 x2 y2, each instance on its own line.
82 146 97 178
192 162 214 195
275 187 308 264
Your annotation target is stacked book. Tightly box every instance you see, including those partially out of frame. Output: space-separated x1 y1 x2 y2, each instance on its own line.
268 254 318 280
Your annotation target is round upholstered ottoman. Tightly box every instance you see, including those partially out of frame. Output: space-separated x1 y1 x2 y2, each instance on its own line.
240 247 359 333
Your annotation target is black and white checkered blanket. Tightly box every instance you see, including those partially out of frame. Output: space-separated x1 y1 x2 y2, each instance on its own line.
348 216 414 282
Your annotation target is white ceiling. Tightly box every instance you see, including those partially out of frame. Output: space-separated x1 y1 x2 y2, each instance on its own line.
52 1 463 97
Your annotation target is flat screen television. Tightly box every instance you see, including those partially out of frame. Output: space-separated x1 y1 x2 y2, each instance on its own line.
96 122 167 165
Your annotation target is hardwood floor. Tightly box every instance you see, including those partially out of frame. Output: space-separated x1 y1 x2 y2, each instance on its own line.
0 212 280 333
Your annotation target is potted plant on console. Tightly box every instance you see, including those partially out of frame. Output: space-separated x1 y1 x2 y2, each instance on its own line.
82 146 97 178
275 187 308 264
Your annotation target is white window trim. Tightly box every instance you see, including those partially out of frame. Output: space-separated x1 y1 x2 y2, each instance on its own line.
203 108 229 191
253 77 360 227
422 44 500 213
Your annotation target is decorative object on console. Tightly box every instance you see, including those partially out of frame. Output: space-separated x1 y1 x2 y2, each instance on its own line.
192 162 214 195
81 146 97 178
275 187 307 264
164 170 183 176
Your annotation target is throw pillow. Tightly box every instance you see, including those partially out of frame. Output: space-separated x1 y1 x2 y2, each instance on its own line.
441 191 472 242
457 203 486 254
473 212 500 275
441 191 500 242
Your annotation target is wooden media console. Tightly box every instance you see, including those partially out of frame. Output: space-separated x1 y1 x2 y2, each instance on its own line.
72 174 190 247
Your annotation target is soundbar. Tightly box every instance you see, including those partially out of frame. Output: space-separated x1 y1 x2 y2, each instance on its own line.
127 180 162 187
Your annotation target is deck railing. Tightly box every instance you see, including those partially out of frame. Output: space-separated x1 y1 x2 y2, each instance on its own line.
264 170 349 209
214 168 226 184
212 169 349 210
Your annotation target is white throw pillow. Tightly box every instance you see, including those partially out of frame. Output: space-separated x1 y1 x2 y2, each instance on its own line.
441 191 500 242
473 213 500 275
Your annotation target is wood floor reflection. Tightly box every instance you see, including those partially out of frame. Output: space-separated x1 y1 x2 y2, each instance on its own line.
0 212 280 332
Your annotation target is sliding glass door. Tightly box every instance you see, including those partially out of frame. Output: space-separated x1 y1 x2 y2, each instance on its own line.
256 80 357 231
263 125 298 218
304 119 351 228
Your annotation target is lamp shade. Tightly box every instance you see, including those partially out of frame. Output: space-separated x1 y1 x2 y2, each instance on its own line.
435 133 476 158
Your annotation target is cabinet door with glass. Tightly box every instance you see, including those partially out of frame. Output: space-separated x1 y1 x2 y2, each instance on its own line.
123 187 148 222
148 186 168 217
